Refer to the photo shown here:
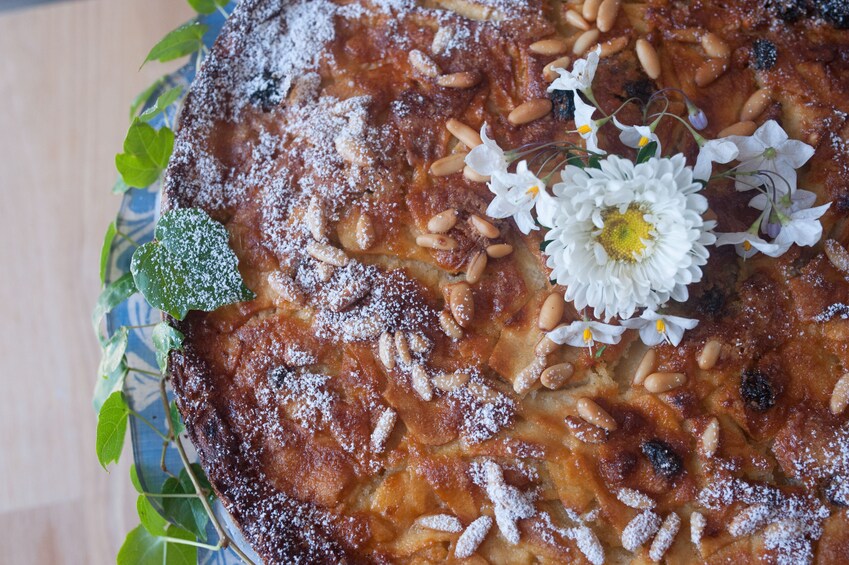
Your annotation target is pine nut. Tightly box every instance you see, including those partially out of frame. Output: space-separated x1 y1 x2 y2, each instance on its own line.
446 118 482 148
449 282 474 327
430 152 468 176
598 36 628 58
267 271 305 305
538 292 565 331
486 243 513 258
596 0 621 33
463 165 490 182
395 331 413 365
307 241 348 267
408 332 430 353
582 0 602 22
666 28 701 43
541 363 574 389
691 512 706 547
470 214 500 238
617 488 656 509
565 415 608 443
622 511 661 552
577 397 618 431
378 331 396 369
697 340 722 370
573 29 600 55
433 371 470 392
411 363 433 401
543 55 572 81
370 408 397 453
416 233 458 250
306 195 327 241
439 309 464 340
436 71 480 88
529 38 567 56
514 356 546 394
633 349 656 385
728 504 771 537
830 373 849 415
315 262 335 282
466 251 488 284
508 99 553 125
644 372 687 393
701 417 720 457
700 32 730 59
467 381 499 403
718 120 757 137
535 334 560 356
356 213 376 250
695 58 728 87
635 39 661 79
565 9 591 30
825 239 849 274
409 49 441 77
432 26 453 54
428 209 458 233
649 513 681 562
740 88 772 122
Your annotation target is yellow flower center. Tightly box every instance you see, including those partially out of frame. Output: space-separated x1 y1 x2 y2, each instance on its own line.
526 185 540 197
577 124 592 135
638 136 650 147
655 319 666 334
742 240 753 251
582 328 593 343
597 204 654 262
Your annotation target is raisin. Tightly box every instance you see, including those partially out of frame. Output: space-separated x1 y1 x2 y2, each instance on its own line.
641 440 683 478
697 287 726 317
824 476 849 506
818 0 849 28
549 89 576 121
623 78 656 105
766 0 810 22
741 369 776 411
269 365 294 388
834 193 849 212
751 39 778 70
250 70 283 111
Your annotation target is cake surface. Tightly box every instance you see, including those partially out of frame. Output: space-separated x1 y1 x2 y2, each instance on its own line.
165 0 849 563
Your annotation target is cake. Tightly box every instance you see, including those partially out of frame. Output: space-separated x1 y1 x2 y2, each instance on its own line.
164 0 849 562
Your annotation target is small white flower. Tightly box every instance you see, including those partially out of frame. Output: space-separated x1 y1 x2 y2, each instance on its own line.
613 117 660 156
750 189 831 253
547 319 626 349
620 310 699 346
487 161 547 234
715 231 781 258
693 138 739 182
726 120 815 193
548 46 601 93
544 154 714 320
574 93 605 155
465 123 508 177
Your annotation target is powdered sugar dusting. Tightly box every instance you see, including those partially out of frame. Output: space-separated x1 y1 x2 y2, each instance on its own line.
621 510 661 552
648 512 681 561
455 515 493 559
617 487 656 510
416 513 463 533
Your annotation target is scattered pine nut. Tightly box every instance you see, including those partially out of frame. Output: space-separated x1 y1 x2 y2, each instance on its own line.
306 195 327 241
470 214 500 238
701 417 720 458
695 58 729 87
378 331 396 369
718 120 757 137
830 373 849 415
635 39 661 79
649 513 681 561
370 408 397 452
437 71 480 88
825 239 849 275
430 152 468 176
433 371 470 392
644 372 687 393
573 29 601 55
454 516 493 559
598 36 628 58
596 0 621 33
565 9 591 30
582 0 602 22
409 49 441 77
508 99 553 125
529 38 568 56
416 233 458 250
740 88 772 122
439 309 464 340
543 55 572 81
577 397 618 431
633 349 657 385
535 334 560 356
428 209 458 233
446 118 482 148
356 213 376 250
541 363 574 389
700 32 730 59
307 241 348 267
411 363 433 400
565 415 608 444
395 331 413 365
463 165 490 182
697 340 722 370
622 511 661 552
486 243 513 258
466 251 488 284
538 292 565 331
408 332 430 353
514 356 547 394
449 282 474 327
432 26 453 54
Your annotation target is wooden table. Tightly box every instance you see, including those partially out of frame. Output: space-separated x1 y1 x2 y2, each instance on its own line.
0 1 194 562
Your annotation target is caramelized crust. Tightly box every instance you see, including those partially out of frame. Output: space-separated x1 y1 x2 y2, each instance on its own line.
166 0 849 562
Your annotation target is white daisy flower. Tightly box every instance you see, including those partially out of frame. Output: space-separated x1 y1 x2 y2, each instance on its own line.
620 310 699 346
544 154 715 321
465 123 508 177
574 93 605 155
548 46 601 93
693 138 739 182
726 120 815 193
547 319 626 350
613 117 661 156
487 161 548 234
715 231 781 258
750 189 830 253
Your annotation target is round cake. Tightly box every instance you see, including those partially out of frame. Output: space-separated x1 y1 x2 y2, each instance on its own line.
165 0 849 562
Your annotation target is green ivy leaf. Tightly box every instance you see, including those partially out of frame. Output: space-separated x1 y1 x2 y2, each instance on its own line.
93 359 128 413
92 273 138 341
96 391 130 469
100 221 118 284
152 322 185 373
137 495 169 537
117 524 196 565
170 400 186 436
130 77 166 120
636 142 658 164
98 327 129 378
139 87 183 123
131 208 255 320
115 121 175 188
130 464 144 494
161 476 208 541
112 177 132 194
187 0 229 15
144 22 208 65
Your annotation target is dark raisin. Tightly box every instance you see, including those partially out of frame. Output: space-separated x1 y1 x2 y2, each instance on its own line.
549 89 576 121
641 440 683 478
697 287 726 317
751 39 778 70
824 476 849 506
269 365 294 388
766 0 810 22
818 0 849 28
249 70 283 111
834 193 849 212
740 369 776 411
623 78 656 105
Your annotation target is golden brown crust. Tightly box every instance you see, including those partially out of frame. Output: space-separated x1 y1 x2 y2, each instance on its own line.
166 0 849 563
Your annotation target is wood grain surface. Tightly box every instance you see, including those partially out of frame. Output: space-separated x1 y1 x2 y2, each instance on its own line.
0 1 195 562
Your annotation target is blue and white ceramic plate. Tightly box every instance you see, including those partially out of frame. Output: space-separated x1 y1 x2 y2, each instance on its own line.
103 6 258 564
